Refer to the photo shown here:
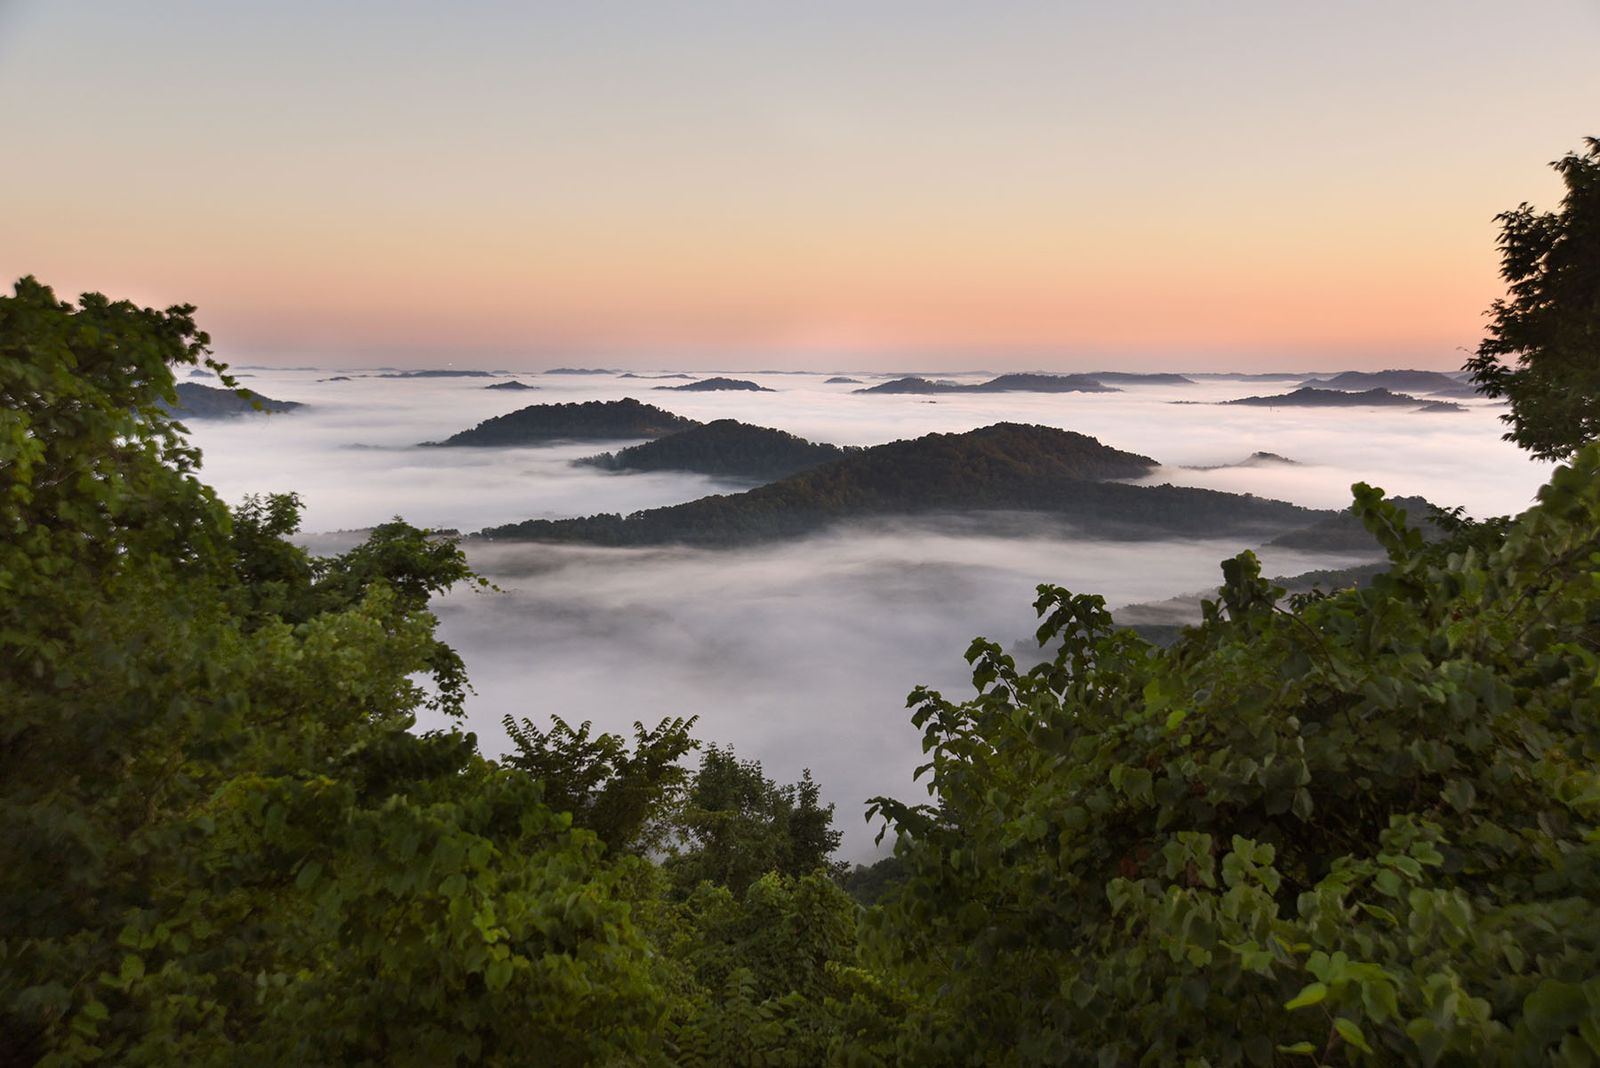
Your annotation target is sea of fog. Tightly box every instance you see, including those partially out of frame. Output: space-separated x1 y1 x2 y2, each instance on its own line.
186 367 1552 856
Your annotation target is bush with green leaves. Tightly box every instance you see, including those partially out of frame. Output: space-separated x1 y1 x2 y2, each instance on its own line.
0 279 664 1065
865 458 1600 1064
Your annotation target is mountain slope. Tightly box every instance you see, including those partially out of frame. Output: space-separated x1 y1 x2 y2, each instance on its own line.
1223 387 1430 408
577 419 855 480
162 382 302 417
856 373 1115 395
480 423 1323 547
423 398 700 446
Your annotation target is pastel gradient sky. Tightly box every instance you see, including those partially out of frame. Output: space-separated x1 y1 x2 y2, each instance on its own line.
2 1 1596 370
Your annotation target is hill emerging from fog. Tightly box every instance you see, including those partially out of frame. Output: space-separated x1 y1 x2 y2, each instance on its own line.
1087 372 1196 385
1298 369 1479 397
423 397 700 446
1268 494 1446 551
577 419 856 481
478 422 1326 547
654 377 774 393
855 373 1116 395
1222 387 1439 408
163 382 302 418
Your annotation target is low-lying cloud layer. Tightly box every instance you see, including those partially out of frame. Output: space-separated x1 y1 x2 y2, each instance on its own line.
189 366 1550 855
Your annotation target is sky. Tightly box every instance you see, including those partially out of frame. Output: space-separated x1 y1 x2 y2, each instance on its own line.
2 1 1597 370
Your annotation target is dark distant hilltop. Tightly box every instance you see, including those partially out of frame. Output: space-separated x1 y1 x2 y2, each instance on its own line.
1269 495 1445 552
478 422 1326 548
1087 372 1195 385
1297 369 1478 398
377 369 498 378
856 373 1116 394
161 382 302 418
422 397 700 446
654 377 774 392
485 380 537 391
578 419 855 481
825 376 862 384
1223 387 1449 409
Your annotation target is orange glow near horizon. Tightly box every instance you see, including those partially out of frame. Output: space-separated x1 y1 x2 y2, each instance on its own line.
2 3 1594 368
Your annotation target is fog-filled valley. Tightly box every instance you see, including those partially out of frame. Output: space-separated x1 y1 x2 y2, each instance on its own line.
188 366 1549 856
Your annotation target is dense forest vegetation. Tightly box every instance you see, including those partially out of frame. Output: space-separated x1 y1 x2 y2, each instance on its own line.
481 423 1329 547
4 140 1598 1064
425 398 700 446
577 419 857 482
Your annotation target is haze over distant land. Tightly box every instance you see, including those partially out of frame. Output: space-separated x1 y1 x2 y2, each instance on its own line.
167 365 1550 853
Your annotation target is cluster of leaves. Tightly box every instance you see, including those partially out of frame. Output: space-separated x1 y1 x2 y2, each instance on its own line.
862 452 1600 1063
1466 137 1600 460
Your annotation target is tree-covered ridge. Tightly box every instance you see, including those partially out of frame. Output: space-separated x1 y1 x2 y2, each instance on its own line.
1267 495 1444 551
162 380 303 417
855 373 1115 394
654 377 774 392
576 419 858 481
479 423 1328 547
1223 387 1437 408
422 396 701 446
1298 370 1479 398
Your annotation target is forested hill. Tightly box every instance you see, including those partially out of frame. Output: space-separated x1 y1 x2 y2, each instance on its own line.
1222 387 1431 408
162 381 302 417
422 397 700 446
479 422 1325 547
576 419 857 481
855 373 1115 394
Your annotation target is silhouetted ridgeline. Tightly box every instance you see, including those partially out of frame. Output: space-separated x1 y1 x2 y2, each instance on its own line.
422 398 700 446
1268 494 1445 551
577 419 857 481
855 373 1117 394
1087 371 1195 385
1223 387 1438 408
1297 369 1479 397
162 381 302 417
653 377 774 392
480 423 1327 547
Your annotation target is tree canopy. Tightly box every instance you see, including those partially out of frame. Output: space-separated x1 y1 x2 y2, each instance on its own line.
1466 137 1600 459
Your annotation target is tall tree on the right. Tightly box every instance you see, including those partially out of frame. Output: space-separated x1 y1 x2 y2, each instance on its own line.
1467 137 1600 460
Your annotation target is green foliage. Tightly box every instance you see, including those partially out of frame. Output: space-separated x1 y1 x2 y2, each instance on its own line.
0 279 662 1065
1466 137 1600 459
503 713 700 854
670 748 846 897
864 448 1600 1064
